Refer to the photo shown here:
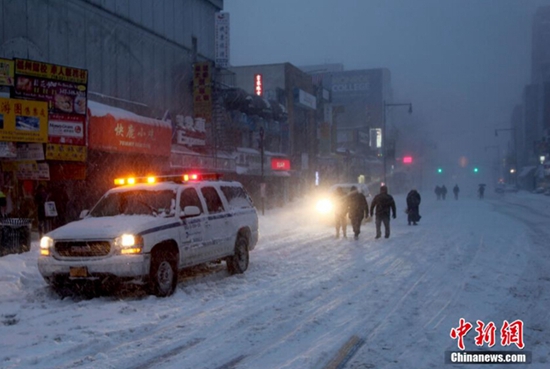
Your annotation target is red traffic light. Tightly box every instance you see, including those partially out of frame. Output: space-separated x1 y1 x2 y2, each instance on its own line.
403 156 413 164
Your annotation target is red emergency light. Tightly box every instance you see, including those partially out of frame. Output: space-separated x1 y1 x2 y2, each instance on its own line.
403 156 413 164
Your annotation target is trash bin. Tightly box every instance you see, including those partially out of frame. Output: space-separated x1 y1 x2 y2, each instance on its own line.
0 218 32 256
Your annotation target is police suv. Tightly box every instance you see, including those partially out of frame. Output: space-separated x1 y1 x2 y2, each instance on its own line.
37 173 259 297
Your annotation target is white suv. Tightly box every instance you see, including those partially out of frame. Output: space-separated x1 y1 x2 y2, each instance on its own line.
37 174 259 297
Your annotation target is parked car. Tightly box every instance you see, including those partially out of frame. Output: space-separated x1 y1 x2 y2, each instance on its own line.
495 183 519 194
38 173 259 297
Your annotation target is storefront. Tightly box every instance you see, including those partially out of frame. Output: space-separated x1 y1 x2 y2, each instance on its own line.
84 100 173 209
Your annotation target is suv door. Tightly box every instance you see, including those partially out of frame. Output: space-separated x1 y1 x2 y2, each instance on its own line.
200 186 233 259
178 187 207 267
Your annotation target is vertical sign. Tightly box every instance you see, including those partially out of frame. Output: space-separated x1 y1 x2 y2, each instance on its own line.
215 12 230 69
0 58 14 86
255 74 263 96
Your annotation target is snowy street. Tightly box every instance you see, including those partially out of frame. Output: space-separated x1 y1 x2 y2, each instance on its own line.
1 189 550 369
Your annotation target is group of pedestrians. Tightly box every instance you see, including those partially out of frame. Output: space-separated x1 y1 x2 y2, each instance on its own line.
333 184 402 241
435 184 462 200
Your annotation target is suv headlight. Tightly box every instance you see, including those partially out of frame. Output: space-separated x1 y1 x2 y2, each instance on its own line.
114 234 143 254
39 236 54 256
316 198 333 214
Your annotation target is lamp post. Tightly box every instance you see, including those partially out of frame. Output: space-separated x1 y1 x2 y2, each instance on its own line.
259 126 265 215
382 101 413 185
495 128 517 185
485 145 501 183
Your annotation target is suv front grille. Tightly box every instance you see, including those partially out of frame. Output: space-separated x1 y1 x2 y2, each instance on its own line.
55 241 111 257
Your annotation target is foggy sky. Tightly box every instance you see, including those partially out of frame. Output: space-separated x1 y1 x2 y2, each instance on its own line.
224 0 550 172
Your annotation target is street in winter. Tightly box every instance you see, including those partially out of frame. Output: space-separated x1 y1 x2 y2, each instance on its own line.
1 189 549 369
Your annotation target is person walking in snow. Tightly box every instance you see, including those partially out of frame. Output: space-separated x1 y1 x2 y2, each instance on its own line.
406 189 421 226
453 184 460 200
347 186 369 240
333 187 348 239
441 185 448 200
370 185 396 239
434 185 442 200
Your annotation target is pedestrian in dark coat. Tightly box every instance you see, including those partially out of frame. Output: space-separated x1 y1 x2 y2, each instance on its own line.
434 185 441 200
406 189 421 225
333 187 348 239
441 185 448 200
453 184 460 200
34 185 49 238
347 186 369 240
370 185 396 239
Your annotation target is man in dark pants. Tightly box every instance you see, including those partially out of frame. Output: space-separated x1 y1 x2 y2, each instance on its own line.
347 186 369 240
370 185 397 239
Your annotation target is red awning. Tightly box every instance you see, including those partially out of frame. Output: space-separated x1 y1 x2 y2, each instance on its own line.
87 100 172 157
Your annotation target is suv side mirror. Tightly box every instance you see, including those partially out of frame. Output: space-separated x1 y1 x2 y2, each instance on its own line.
182 206 201 217
79 210 89 219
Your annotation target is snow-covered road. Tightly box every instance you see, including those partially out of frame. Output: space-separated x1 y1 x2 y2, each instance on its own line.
1 190 549 369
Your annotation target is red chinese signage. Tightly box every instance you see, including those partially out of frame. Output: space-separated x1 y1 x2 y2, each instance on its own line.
88 102 172 157
271 158 290 171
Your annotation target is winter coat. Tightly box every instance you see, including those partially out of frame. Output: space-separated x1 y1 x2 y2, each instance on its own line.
406 190 421 222
333 191 349 217
406 190 421 208
453 185 460 194
347 190 368 220
370 188 396 218
34 187 48 221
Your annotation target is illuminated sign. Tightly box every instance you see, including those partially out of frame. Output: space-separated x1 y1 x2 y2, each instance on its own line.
271 158 290 171
255 74 263 96
403 156 413 164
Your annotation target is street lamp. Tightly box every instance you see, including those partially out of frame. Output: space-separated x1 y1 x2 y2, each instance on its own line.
382 101 413 185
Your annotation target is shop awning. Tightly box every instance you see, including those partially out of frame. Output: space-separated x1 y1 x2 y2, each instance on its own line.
88 100 173 157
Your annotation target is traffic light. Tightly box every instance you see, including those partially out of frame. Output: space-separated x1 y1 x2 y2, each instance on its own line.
473 167 479 173
437 168 443 174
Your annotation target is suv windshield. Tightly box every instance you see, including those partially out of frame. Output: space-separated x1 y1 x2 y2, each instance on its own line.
89 190 175 217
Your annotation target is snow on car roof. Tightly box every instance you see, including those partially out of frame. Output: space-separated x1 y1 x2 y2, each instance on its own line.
107 180 244 194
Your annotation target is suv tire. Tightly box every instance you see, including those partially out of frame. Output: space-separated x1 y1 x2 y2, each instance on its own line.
227 235 249 275
149 249 177 297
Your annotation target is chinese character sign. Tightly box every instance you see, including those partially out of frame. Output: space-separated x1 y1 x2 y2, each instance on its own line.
0 97 48 143
215 12 230 68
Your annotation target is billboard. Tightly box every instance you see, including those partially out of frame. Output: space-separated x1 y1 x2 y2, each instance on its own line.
0 58 14 86
12 59 88 156
0 97 49 143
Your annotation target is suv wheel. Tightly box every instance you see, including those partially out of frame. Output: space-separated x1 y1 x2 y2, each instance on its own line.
227 235 249 275
149 250 177 297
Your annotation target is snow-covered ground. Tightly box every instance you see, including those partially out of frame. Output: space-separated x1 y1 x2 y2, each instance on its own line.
1 189 549 369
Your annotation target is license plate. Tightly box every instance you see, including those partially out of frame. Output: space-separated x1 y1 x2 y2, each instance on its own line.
69 266 88 278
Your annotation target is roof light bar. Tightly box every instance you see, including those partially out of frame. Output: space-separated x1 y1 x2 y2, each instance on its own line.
113 172 223 186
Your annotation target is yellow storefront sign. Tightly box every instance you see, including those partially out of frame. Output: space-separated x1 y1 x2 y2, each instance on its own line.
45 143 87 161
0 58 14 86
15 58 88 84
0 98 48 143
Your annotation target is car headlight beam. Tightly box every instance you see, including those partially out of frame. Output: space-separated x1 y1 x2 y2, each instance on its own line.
114 234 143 254
316 199 333 214
39 236 53 256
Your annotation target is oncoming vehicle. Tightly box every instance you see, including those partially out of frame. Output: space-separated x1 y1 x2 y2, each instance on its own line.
315 183 371 222
37 173 259 297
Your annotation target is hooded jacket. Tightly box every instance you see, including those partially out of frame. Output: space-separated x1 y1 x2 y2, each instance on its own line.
370 185 396 218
